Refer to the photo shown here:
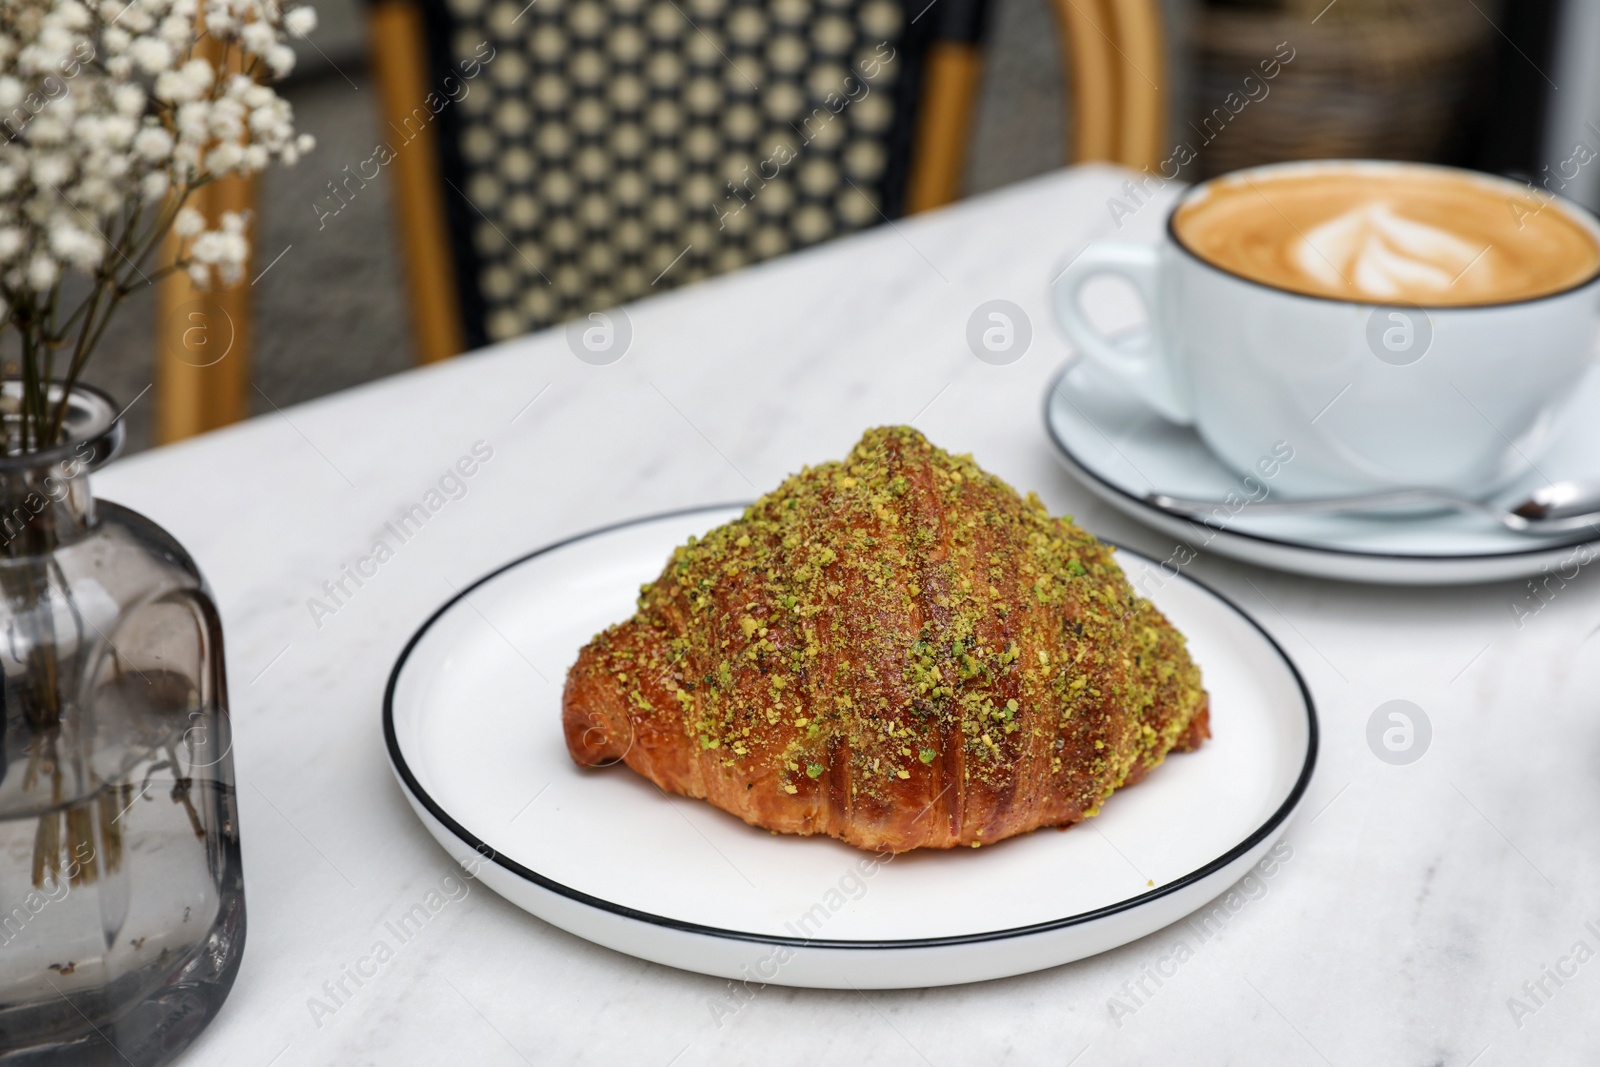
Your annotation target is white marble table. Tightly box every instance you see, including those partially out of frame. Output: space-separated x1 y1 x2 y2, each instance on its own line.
99 165 1598 1064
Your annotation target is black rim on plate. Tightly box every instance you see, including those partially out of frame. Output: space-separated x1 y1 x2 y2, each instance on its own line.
1044 364 1600 566
382 503 1319 951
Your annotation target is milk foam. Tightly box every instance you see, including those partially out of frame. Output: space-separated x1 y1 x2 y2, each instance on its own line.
1293 202 1484 301
1173 165 1600 306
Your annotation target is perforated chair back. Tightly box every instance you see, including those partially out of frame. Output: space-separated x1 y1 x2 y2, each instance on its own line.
371 0 959 348
364 0 1168 361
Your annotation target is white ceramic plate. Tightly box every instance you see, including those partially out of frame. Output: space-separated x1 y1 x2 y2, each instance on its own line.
384 506 1316 989
1045 359 1600 585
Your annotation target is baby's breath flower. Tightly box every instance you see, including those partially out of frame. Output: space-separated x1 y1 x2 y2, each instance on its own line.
0 0 319 448
239 21 274 56
56 0 89 29
117 7 153 34
112 83 146 115
48 220 100 270
101 113 138 147
157 15 189 47
284 5 314 37
32 154 71 186
189 230 224 263
139 169 168 200
132 124 173 160
127 34 169 72
26 252 59 291
173 206 205 236
203 140 241 172
264 42 293 77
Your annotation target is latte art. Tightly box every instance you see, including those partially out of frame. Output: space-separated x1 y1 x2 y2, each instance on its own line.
1295 202 1482 300
1174 165 1600 306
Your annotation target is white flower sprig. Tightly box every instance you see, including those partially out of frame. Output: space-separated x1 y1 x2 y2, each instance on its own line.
0 0 316 450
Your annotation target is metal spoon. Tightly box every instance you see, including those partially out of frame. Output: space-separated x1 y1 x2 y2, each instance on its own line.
1145 479 1600 537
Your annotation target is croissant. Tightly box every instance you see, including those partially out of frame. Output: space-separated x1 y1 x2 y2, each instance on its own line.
563 427 1209 853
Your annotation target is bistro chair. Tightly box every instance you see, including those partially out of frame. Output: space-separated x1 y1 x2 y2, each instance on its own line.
366 0 1169 359
153 0 1167 437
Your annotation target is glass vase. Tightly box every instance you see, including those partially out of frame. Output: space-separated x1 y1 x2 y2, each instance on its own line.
0 384 244 1064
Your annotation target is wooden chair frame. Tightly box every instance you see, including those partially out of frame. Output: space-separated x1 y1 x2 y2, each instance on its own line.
1054 0 1166 170
154 31 258 445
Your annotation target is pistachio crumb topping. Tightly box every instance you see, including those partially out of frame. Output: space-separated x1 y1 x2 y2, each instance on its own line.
587 426 1206 832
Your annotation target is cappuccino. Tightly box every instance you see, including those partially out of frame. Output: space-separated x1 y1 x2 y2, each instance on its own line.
1172 164 1600 306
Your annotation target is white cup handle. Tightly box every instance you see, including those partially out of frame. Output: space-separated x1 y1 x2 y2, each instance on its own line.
1051 243 1192 424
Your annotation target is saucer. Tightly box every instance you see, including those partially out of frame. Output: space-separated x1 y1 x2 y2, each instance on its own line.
1043 359 1600 585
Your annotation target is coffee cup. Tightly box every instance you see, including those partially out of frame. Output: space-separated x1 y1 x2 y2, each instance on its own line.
1051 160 1600 498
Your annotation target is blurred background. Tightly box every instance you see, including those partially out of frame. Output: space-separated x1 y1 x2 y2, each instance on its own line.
80 0 1600 453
